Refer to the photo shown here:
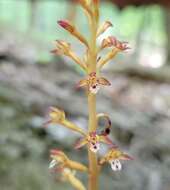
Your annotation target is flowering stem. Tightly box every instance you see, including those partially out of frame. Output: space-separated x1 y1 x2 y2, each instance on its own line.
87 12 99 190
88 94 98 190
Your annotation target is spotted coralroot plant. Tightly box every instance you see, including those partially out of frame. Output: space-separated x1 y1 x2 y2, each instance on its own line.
45 1 132 190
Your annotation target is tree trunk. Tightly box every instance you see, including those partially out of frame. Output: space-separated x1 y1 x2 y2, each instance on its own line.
164 7 170 64
30 0 38 29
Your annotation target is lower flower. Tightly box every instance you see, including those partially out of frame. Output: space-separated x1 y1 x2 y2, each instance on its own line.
99 148 133 171
49 149 88 172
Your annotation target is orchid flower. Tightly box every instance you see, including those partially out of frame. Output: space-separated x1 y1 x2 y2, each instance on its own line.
101 36 130 51
49 149 87 172
51 40 87 71
77 72 111 94
49 149 87 190
98 36 130 69
74 131 116 153
75 113 116 153
44 107 86 136
99 148 133 171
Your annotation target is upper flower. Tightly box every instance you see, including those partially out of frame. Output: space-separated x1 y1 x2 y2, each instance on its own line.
51 40 87 71
45 107 65 124
97 36 130 69
99 148 133 171
44 107 86 136
101 36 130 51
77 72 111 94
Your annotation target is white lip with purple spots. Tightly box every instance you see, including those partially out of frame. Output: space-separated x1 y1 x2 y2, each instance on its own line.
90 142 100 153
110 159 122 171
89 84 100 94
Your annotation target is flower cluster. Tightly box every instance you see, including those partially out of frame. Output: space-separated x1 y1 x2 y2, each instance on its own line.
46 0 132 189
45 107 131 172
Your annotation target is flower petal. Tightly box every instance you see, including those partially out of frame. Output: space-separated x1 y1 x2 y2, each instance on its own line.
49 159 57 169
99 135 117 147
120 154 134 161
98 77 111 86
50 149 68 161
74 137 88 149
77 79 88 88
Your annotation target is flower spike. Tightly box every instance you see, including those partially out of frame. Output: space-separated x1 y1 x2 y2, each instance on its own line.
47 0 132 187
58 20 89 47
44 107 86 136
99 148 133 171
77 72 111 94
93 0 100 23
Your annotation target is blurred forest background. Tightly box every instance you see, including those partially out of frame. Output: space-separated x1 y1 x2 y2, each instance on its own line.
0 0 170 190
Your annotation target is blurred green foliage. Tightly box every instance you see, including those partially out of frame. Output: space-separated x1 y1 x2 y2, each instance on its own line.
0 0 166 44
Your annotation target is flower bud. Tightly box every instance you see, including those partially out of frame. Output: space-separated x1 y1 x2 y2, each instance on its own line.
58 20 74 33
97 21 113 37
58 20 89 47
48 107 65 124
